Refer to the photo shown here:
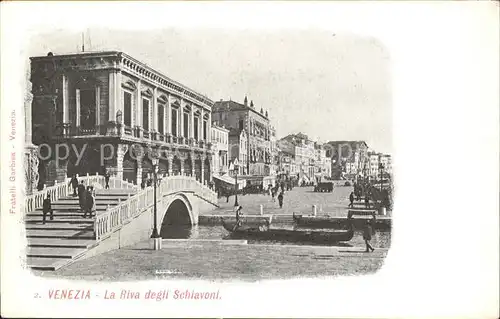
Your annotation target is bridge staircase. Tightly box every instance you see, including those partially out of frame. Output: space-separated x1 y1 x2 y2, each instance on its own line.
23 174 218 271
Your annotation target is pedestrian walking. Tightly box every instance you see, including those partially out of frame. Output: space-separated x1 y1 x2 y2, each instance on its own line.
278 192 284 208
363 220 375 252
233 205 243 231
77 180 86 213
271 189 276 202
70 174 79 196
349 191 355 208
365 195 371 209
104 171 110 189
84 186 95 218
42 194 53 224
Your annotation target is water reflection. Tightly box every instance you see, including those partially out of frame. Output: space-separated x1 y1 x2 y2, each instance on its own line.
160 225 199 239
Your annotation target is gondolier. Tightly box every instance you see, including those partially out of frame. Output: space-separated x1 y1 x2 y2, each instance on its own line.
234 205 243 231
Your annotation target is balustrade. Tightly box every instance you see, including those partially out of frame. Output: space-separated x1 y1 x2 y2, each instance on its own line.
93 175 217 241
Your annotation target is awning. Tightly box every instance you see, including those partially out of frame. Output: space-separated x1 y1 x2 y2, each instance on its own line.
213 174 246 188
213 174 236 185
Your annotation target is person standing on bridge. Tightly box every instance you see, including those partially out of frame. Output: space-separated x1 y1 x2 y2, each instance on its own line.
278 191 284 209
77 180 86 213
70 174 79 196
84 186 96 218
104 171 110 189
363 220 375 252
349 191 355 208
42 194 53 224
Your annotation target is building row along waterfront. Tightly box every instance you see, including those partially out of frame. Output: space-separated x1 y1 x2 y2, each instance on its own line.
324 140 391 181
212 97 278 184
277 132 331 184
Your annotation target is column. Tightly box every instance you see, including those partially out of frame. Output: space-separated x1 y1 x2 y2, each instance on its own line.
180 104 184 140
199 109 204 142
180 158 184 176
55 160 68 182
191 158 196 179
190 105 194 140
62 74 69 135
136 153 143 186
166 95 172 135
207 110 212 143
163 101 167 139
135 80 142 136
114 144 126 180
167 155 173 176
152 87 158 133
108 71 116 123
200 157 205 183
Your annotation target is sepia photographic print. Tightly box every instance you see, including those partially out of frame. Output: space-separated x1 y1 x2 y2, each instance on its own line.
1 2 498 318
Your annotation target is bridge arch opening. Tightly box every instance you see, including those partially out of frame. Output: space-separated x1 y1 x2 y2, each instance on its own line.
160 198 194 238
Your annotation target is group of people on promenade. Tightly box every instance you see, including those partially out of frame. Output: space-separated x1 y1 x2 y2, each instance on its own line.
348 191 373 209
268 182 287 209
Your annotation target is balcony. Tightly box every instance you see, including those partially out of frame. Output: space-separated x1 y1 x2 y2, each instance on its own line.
52 122 213 152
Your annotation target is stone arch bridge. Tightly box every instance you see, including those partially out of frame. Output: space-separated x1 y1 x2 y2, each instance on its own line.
24 175 218 270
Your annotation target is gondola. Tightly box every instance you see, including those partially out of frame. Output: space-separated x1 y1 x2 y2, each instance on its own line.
221 218 354 244
292 213 346 228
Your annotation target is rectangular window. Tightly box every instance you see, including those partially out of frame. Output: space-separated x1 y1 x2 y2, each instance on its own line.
158 104 164 134
171 109 177 137
123 91 132 126
203 121 207 140
194 116 199 140
239 119 243 131
183 112 189 138
142 98 150 131
80 89 96 130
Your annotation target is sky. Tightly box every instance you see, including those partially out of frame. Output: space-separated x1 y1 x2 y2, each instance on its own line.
25 27 392 154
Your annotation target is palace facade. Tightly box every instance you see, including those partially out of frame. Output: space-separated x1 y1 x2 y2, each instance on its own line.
30 51 214 187
212 97 273 176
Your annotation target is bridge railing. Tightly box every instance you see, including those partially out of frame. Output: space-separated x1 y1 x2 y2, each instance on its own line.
93 175 218 241
24 173 106 214
94 184 151 241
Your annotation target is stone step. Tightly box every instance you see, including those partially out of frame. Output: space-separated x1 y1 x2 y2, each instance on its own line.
25 223 94 231
24 217 95 224
53 200 126 206
27 238 96 248
26 212 98 218
33 207 111 213
26 257 74 271
96 189 137 195
26 229 95 239
26 246 87 259
47 203 121 208
61 194 133 199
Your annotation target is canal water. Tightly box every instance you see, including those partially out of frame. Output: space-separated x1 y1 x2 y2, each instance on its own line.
161 225 391 249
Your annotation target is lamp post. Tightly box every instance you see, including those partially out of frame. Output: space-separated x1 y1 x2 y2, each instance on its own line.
233 158 240 207
150 158 161 250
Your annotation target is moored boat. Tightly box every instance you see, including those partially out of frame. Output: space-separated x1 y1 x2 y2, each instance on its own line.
293 212 391 230
222 219 354 244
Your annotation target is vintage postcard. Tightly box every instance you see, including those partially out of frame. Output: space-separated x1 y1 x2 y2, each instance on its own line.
1 1 498 318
